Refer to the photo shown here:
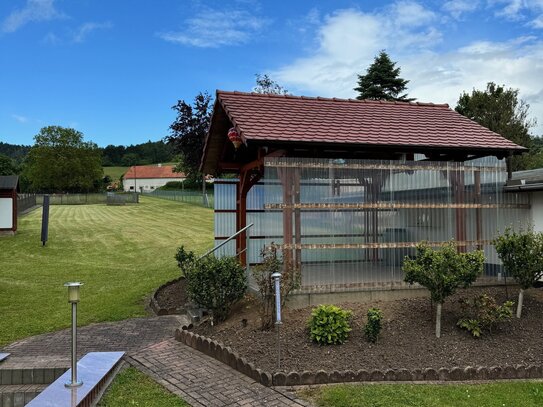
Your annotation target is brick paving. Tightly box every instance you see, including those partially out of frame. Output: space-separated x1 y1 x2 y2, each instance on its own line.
1 316 310 406
129 339 308 407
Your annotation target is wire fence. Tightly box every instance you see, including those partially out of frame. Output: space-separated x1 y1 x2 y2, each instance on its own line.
34 193 139 205
145 189 214 208
16 193 37 214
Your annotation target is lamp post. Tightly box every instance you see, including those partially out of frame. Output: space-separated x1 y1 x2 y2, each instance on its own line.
64 282 83 388
271 272 282 370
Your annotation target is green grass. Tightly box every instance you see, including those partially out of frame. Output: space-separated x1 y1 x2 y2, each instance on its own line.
300 382 543 407
99 367 189 407
0 196 213 346
103 166 129 181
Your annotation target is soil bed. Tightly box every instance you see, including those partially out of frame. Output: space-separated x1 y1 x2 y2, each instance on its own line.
155 278 188 310
192 287 543 373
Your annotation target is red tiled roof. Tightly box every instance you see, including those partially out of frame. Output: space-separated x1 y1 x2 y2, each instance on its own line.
216 91 525 151
124 165 184 179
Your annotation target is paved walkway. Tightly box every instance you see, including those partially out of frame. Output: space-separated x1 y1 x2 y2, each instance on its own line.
1 316 309 406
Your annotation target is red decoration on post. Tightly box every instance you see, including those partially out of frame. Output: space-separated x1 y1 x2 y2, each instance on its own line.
228 127 243 149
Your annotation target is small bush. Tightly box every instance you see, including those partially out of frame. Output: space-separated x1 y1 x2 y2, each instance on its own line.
252 244 301 330
364 307 383 343
308 304 352 345
185 255 247 322
175 246 196 275
457 294 514 337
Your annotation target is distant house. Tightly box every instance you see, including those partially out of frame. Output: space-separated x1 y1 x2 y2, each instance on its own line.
123 165 185 192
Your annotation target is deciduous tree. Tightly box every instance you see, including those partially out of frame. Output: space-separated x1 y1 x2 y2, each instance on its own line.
455 82 535 171
23 126 103 192
403 242 484 338
0 154 17 176
253 74 289 95
493 228 543 318
354 51 414 101
165 93 212 184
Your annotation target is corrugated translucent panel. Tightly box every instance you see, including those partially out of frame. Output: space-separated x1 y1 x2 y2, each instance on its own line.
214 181 237 210
213 239 236 258
261 157 530 292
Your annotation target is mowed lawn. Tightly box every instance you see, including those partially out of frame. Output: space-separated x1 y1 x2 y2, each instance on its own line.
300 381 543 407
0 196 213 346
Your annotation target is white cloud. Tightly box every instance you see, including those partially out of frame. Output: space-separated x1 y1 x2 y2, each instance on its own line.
11 114 28 123
157 9 269 47
72 21 112 43
491 0 543 23
1 0 65 33
443 0 480 19
271 4 543 135
532 13 543 27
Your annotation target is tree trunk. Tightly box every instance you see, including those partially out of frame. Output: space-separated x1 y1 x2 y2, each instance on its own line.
516 289 524 318
435 302 442 338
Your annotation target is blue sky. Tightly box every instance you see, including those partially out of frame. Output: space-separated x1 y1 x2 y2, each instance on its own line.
1 0 543 147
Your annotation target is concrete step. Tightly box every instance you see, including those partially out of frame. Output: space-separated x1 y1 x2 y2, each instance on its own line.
0 384 47 407
26 352 125 407
0 367 67 385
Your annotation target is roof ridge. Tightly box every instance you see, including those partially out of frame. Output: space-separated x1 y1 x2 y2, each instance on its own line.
216 90 449 108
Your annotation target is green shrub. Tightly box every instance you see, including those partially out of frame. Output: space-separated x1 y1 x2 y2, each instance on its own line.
364 307 383 343
175 246 196 275
493 228 543 318
160 181 185 190
185 256 246 322
403 241 484 338
457 294 514 337
308 304 352 345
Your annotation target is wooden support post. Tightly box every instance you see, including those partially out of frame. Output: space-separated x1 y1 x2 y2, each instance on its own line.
475 170 482 250
236 167 262 267
293 169 302 269
278 167 294 267
453 169 466 252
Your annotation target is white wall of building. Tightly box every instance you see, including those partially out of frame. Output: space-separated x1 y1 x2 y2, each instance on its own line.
0 198 13 229
123 177 184 192
531 191 543 232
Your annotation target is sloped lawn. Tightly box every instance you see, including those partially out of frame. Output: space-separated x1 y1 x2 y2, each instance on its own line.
0 196 213 346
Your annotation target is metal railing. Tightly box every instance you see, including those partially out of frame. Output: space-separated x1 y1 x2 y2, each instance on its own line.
199 223 254 260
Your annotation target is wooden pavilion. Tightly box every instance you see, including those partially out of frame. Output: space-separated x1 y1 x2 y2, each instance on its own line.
201 91 526 286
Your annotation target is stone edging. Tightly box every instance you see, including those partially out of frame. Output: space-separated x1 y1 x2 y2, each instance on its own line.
150 277 186 316
175 329 543 387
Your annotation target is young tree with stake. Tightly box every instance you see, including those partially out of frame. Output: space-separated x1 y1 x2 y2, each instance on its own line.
403 242 484 338
494 228 543 318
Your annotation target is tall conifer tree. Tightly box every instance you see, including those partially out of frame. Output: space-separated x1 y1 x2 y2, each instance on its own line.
355 51 414 102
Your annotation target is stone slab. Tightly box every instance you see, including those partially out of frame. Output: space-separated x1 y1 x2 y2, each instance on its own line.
26 351 124 407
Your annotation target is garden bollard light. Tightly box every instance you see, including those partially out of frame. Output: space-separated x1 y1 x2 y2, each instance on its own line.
271 272 282 370
64 282 83 388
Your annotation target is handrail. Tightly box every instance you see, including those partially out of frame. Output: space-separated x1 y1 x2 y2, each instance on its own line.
199 223 254 260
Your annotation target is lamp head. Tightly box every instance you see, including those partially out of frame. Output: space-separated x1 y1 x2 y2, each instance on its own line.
64 282 83 303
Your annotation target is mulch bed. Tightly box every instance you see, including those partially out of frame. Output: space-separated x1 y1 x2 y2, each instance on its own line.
155 278 189 310
192 286 543 373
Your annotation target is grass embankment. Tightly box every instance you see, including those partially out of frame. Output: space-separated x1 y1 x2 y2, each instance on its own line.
99 367 189 407
102 166 128 182
301 382 543 407
0 196 213 346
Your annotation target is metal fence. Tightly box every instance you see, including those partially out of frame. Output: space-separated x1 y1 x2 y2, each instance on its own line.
145 189 214 208
17 193 37 214
35 193 138 205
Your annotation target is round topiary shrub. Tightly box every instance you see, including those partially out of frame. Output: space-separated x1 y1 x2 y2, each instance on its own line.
186 255 247 322
308 304 352 345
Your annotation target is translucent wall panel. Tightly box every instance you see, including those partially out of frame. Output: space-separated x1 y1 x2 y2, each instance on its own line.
261 157 530 292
